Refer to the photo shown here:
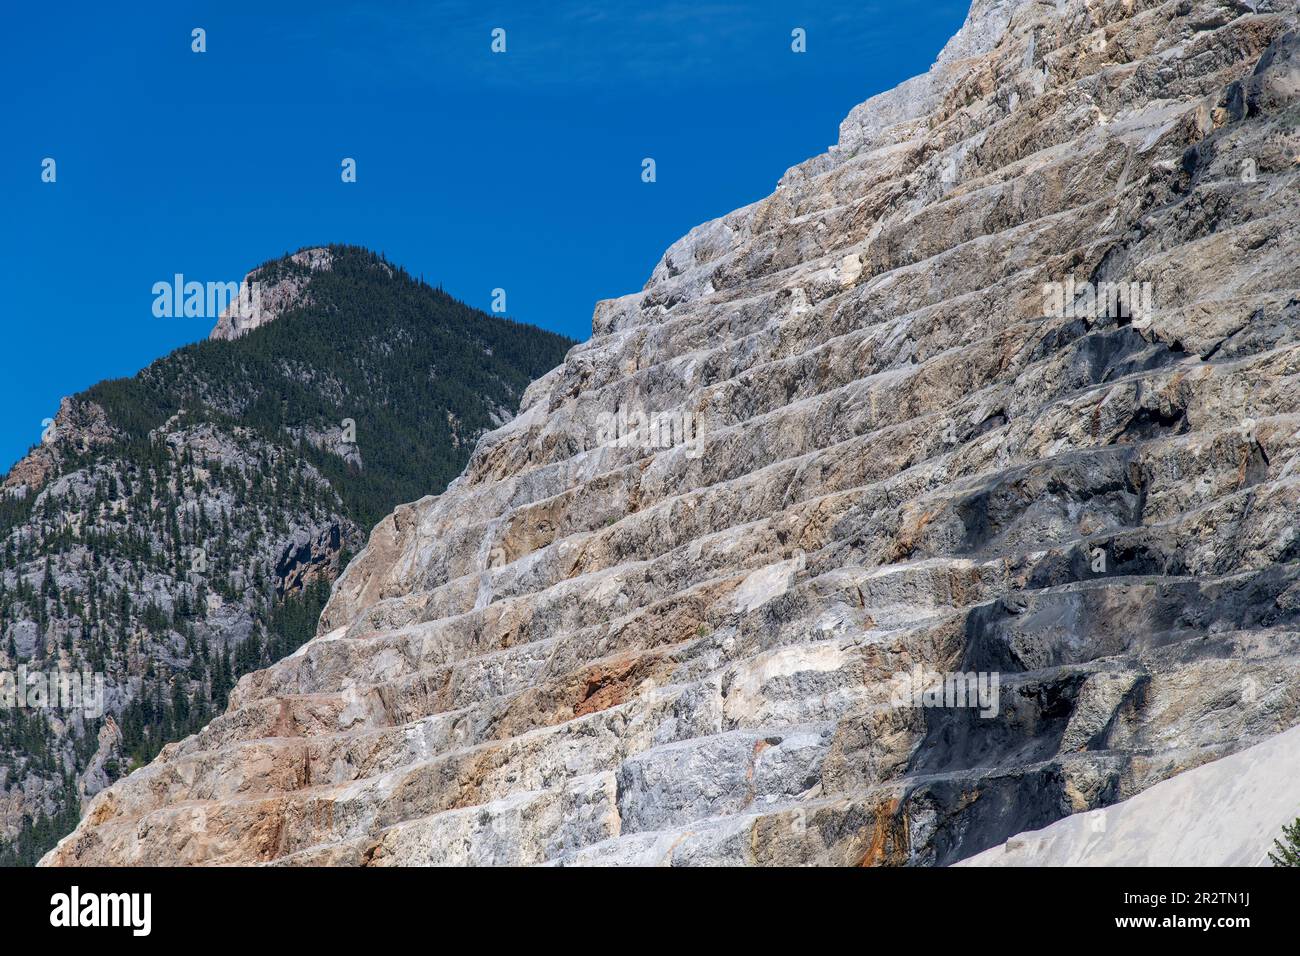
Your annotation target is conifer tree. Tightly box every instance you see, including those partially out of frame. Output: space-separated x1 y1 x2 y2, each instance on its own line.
1270 817 1300 867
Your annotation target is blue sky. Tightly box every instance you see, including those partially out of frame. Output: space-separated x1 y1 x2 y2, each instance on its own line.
0 0 968 472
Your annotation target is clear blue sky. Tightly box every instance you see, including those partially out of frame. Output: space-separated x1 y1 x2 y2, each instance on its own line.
0 0 968 473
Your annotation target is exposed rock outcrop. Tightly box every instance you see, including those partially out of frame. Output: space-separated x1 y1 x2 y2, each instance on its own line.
274 524 346 595
210 244 338 343
44 0 1300 866
78 719 125 805
960 719 1300 865
209 247 336 341
2 398 114 495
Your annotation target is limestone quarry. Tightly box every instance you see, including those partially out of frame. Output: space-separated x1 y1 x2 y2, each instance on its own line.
43 0 1300 866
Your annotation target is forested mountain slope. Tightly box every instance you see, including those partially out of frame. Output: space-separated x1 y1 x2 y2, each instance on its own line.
0 246 574 863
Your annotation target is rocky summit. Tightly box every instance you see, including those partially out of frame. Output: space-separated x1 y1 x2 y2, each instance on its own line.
45 0 1300 866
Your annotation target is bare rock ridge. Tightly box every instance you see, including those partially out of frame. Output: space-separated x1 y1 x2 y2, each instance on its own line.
45 0 1300 866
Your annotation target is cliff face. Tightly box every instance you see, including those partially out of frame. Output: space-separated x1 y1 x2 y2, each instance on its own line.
45 0 1300 866
208 247 337 342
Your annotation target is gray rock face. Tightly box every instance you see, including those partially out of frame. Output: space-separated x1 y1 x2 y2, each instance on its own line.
274 524 346 595
209 247 335 341
78 719 125 803
2 398 114 494
44 0 1300 866
960 719 1300 865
